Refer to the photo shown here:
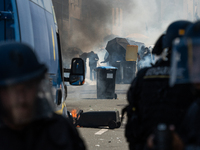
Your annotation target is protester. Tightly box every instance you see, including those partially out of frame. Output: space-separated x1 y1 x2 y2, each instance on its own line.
88 51 99 81
80 52 88 75
0 42 86 150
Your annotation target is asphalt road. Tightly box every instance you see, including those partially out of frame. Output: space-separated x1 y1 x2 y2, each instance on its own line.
65 82 130 150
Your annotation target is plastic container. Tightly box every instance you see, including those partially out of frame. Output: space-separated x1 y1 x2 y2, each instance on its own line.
95 66 117 99
76 111 121 129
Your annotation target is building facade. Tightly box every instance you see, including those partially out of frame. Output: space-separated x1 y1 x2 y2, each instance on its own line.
53 0 124 54
53 0 200 57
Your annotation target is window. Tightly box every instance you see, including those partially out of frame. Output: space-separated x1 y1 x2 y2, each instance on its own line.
43 0 53 13
30 0 53 13
0 0 20 42
31 0 43 8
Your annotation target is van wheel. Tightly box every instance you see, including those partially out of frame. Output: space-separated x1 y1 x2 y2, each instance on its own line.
114 93 117 99
108 120 117 129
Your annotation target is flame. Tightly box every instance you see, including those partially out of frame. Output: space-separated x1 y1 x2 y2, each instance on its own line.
70 109 82 127
71 109 77 118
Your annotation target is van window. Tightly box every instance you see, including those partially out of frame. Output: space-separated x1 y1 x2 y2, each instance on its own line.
30 0 53 14
31 0 44 8
0 0 20 42
43 0 53 13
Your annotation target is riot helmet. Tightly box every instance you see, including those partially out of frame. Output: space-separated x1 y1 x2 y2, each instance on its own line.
170 21 200 86
169 38 190 86
0 42 54 128
184 21 200 38
152 21 192 62
152 34 165 55
0 42 47 86
163 20 192 49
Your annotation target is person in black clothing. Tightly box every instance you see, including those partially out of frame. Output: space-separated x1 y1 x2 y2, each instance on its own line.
0 42 86 150
80 52 88 75
88 51 99 81
137 47 152 69
125 21 195 150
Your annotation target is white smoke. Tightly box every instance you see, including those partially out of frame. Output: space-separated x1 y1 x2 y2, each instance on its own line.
62 0 197 86
122 0 191 46
138 55 153 69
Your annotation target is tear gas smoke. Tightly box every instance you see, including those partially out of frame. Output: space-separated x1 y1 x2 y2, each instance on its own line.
54 0 199 84
68 0 115 52
63 0 193 68
138 55 153 69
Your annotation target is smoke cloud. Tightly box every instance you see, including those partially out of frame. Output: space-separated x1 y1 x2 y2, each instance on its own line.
122 0 188 45
67 0 190 52
59 0 195 72
68 0 114 52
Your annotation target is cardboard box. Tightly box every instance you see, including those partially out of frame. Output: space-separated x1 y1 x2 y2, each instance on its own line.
126 45 138 61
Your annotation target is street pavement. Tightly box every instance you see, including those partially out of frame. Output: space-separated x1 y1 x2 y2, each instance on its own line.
65 82 130 150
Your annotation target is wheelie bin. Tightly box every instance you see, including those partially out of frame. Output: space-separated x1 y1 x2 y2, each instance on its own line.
95 66 117 99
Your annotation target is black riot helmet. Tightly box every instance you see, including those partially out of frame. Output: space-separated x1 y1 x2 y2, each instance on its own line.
152 34 165 55
0 42 47 87
163 20 193 49
169 21 200 86
184 21 200 38
0 42 54 125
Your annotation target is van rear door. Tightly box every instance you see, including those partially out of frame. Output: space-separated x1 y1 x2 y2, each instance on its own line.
0 0 20 42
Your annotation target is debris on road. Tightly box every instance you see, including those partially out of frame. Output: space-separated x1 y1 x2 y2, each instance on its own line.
72 110 121 129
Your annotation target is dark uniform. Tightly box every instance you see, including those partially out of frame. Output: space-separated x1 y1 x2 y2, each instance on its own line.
80 52 88 75
125 21 195 150
126 59 195 149
0 113 86 150
88 51 99 80
180 99 200 147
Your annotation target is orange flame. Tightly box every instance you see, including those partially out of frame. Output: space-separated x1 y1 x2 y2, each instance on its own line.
71 109 77 118
70 109 82 127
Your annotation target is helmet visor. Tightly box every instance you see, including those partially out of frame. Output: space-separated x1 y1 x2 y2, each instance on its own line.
34 75 55 119
170 38 190 86
188 38 200 84
170 37 200 86
0 74 55 126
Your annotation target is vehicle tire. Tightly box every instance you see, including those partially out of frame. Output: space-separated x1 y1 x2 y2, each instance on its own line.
108 120 117 129
116 122 121 128
64 84 67 99
114 93 117 99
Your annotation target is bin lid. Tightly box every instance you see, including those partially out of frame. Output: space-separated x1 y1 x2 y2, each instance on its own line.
95 66 118 70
